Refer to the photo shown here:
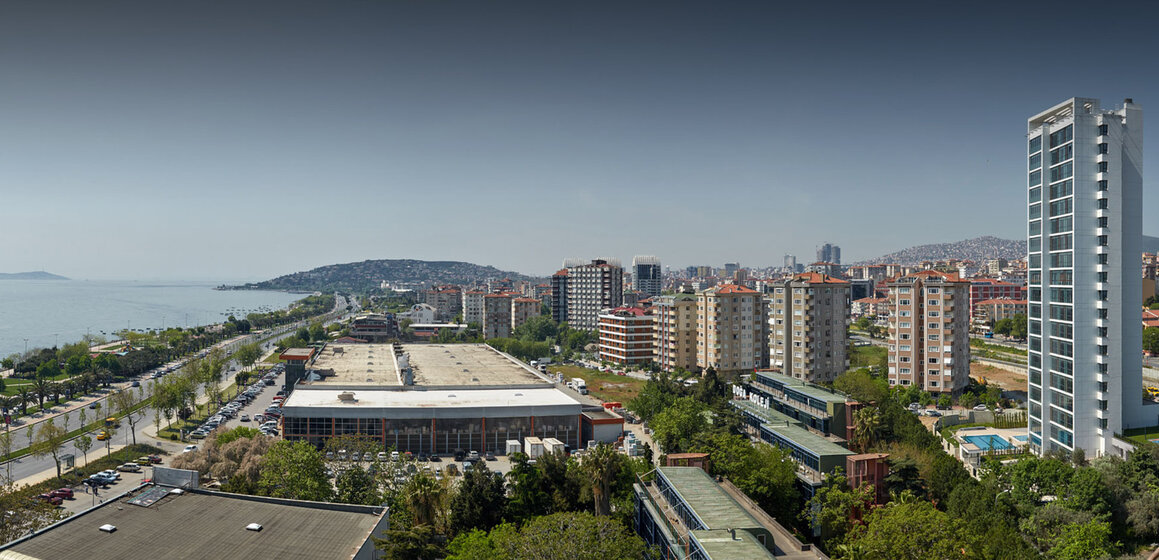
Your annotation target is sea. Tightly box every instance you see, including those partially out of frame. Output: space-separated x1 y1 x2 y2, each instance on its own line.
0 279 305 358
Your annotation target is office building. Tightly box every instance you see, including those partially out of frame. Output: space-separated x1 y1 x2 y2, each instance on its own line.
783 254 797 272
653 293 699 373
1027 97 1151 457
816 243 841 265
550 269 568 323
597 307 654 365
768 273 851 384
887 270 971 393
697 284 768 376
563 259 623 331
632 255 662 298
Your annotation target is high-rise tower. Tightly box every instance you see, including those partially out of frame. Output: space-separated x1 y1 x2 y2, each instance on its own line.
1026 97 1147 457
632 256 662 298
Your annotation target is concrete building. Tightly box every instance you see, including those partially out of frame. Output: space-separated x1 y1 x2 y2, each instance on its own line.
817 243 841 265
731 397 853 490
970 279 1026 317
633 467 826 560
398 303 437 324
973 298 1028 324
563 259 623 331
550 269 568 323
851 297 888 318
1026 97 1153 457
887 270 971 394
847 453 891 505
0 483 389 560
348 314 397 343
280 343 583 455
511 297 540 333
768 273 851 384
632 255 662 298
461 290 486 325
653 293 699 373
597 306 654 366
482 293 513 339
697 284 768 376
424 286 462 322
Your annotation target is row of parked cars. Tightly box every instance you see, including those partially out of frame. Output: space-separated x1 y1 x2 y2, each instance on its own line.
190 370 282 440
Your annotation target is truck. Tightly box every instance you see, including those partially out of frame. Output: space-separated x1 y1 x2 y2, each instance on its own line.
569 378 588 395
542 437 568 456
524 436 545 459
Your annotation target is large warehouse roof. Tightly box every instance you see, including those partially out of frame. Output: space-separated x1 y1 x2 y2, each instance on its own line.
0 486 387 560
281 386 581 419
306 343 547 387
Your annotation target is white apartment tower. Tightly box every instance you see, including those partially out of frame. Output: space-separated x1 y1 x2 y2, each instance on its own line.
1027 97 1149 457
563 258 624 331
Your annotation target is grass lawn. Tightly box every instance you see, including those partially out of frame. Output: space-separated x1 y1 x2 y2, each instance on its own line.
1122 427 1159 447
548 364 647 404
849 345 887 370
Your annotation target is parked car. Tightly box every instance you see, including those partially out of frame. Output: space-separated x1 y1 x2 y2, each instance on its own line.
96 431 110 441
182 445 198 454
240 415 250 422
973 404 989 411
51 488 73 500
36 493 63 506
117 463 141 473
377 451 388 462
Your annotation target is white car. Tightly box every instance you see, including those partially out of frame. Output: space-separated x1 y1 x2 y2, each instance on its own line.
182 445 198 454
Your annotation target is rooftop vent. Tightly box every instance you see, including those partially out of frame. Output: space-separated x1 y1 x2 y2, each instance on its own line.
337 392 357 403
99 524 117 533
246 523 263 532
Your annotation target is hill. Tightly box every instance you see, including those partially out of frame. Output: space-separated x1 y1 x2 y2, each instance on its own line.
0 271 69 280
855 236 1025 265
226 259 536 293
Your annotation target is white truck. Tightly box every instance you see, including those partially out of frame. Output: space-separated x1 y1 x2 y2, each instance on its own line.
569 377 588 395
543 437 567 455
524 436 545 459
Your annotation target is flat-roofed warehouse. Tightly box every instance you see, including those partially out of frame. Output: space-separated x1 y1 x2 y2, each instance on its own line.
280 343 583 455
0 485 388 560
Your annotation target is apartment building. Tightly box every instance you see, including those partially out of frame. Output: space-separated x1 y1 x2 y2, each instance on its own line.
970 279 1026 317
1026 97 1153 457
768 273 851 384
974 298 1028 324
462 290 486 325
653 293 698 373
550 269 568 323
697 284 768 376
563 259 623 331
482 293 512 339
887 270 971 394
597 307 654 365
511 297 540 333
852 297 888 318
424 286 462 322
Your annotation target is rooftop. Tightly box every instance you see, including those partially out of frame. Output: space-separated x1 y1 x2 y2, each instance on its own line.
280 348 315 361
306 343 547 387
762 420 853 458
657 467 762 530
2 486 386 560
753 371 849 404
281 386 579 413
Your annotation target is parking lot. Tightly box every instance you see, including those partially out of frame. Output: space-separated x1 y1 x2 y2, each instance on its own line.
189 364 286 441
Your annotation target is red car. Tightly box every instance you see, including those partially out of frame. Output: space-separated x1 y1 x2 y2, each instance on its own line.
147 455 163 464
36 493 63 506
51 488 74 500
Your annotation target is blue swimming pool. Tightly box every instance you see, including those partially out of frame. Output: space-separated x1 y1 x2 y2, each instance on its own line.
963 435 1014 451
1012 435 1028 442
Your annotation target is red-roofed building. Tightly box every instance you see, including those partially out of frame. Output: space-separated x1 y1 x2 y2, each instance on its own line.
973 298 1028 324
1144 309 1159 329
698 284 768 375
852 297 889 318
970 279 1026 317
769 273 851 383
888 270 971 394
598 307 654 365
424 286 462 322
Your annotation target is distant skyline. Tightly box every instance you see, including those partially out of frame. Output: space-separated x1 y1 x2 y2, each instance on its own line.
3 1 1156 281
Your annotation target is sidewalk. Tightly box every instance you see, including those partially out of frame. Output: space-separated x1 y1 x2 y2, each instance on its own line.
11 444 127 488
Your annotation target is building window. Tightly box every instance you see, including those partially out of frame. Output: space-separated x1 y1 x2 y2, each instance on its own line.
1098 124 1108 136
1098 309 1108 319
1030 135 1042 153
1097 216 1108 228
1097 180 1108 192
1098 254 1109 265
1098 235 1108 246
1098 143 1109 154
1097 161 1108 173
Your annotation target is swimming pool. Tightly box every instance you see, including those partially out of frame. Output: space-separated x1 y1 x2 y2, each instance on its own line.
1012 435 1028 442
963 434 1015 451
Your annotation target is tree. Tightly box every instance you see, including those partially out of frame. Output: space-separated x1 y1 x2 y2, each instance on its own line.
0 431 13 485
235 342 262 373
258 440 333 502
76 435 93 470
111 389 141 446
804 469 874 550
1145 327 1159 355
648 397 709 453
580 444 622 517
691 432 799 521
404 472 447 527
490 511 647 560
852 407 883 453
506 452 550 522
445 529 501 560
848 500 971 560
1009 313 1028 340
937 394 952 410
1046 519 1117 560
335 464 381 506
449 460 507 534
376 525 444 560
32 418 69 481
835 369 888 404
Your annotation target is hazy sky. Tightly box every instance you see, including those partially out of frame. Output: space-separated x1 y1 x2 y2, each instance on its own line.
2 1 1156 280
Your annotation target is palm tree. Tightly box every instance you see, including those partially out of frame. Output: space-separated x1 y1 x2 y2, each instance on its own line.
15 387 32 416
32 377 50 410
581 443 620 516
404 473 446 527
50 382 62 405
852 407 882 453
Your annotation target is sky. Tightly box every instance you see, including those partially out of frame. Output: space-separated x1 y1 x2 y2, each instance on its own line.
2 1 1157 281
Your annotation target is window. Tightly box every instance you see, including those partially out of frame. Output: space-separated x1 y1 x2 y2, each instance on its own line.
1030 153 1042 169
1030 187 1042 203
1050 288 1072 303
1097 198 1109 210
1097 216 1108 228
1097 271 1108 283
1050 270 1072 285
1050 180 1072 199
1097 326 1108 337
928 322 939 330
928 334 940 341
1030 220 1042 236
1098 254 1108 265
1050 216 1072 234
1097 290 1108 301
1097 161 1108 173
1030 135 1042 153
1050 162 1073 182
1050 253 1072 268
1098 309 1108 319
1098 124 1108 136
928 357 939 364
1030 170 1042 186
927 299 939 306
1049 125 1072 148
928 310 940 318
1049 144 1072 165
1098 180 1108 192
1049 233 1072 251
1098 235 1108 246
1029 204 1042 219
1030 237 1041 252
1098 143 1108 154
1049 198 1072 216
928 288 940 294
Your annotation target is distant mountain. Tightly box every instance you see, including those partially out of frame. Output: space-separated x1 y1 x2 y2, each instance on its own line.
0 271 69 280
855 236 1025 266
225 259 537 293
